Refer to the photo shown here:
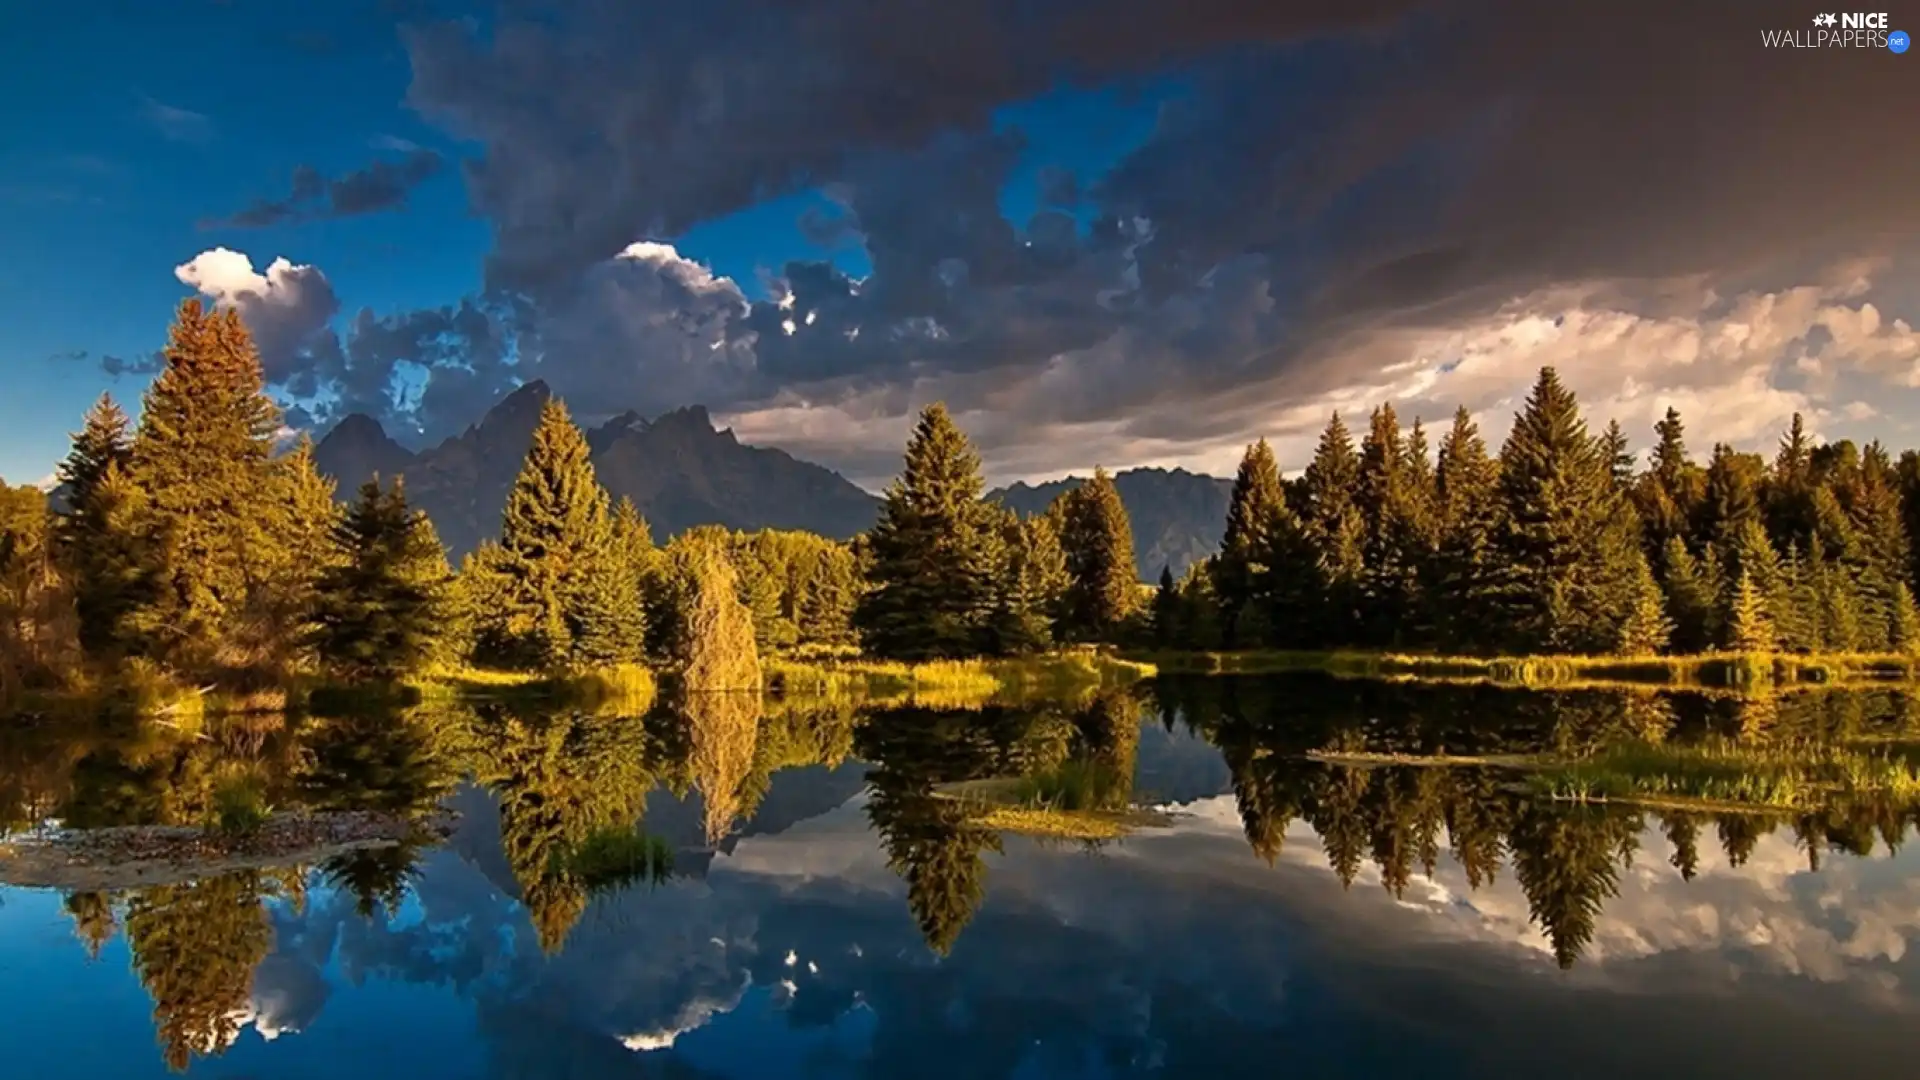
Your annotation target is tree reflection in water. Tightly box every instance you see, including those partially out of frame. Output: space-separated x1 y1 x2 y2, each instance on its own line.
8 674 1920 1071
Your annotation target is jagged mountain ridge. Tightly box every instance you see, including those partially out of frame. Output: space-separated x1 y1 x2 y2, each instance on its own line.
314 383 1235 574
313 381 882 557
989 467 1232 580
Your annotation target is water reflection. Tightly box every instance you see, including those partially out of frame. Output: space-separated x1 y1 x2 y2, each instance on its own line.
2 675 1920 1075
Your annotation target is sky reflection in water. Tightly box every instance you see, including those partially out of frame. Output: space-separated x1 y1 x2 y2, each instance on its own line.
3 676 1919 1078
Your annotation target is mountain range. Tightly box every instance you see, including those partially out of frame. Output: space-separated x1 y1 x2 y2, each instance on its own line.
990 468 1232 579
312 381 1229 576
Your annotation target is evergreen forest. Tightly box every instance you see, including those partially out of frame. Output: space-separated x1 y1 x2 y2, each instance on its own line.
8 301 1920 713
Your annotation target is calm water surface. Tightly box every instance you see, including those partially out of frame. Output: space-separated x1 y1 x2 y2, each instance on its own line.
3 675 1918 1078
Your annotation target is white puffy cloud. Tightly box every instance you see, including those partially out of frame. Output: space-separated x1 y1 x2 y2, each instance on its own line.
174 247 341 389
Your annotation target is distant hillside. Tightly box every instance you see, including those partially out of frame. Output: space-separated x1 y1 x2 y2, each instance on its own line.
314 381 880 557
990 467 1231 580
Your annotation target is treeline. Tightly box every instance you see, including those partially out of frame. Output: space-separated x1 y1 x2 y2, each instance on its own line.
17 302 1915 695
1159 367 1920 658
0 303 1146 702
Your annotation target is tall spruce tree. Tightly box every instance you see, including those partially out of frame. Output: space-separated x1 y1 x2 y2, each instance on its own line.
1634 406 1699 557
983 506 1069 654
1889 582 1920 656
1058 468 1139 642
66 463 166 660
1215 440 1286 639
1697 444 1763 550
1299 412 1365 640
1658 534 1720 653
309 480 451 680
1388 416 1442 647
1723 521 1789 651
1843 442 1909 649
854 404 1000 660
492 397 640 669
1433 407 1502 649
1616 551 1672 655
1769 413 1818 551
250 437 341 667
55 393 132 548
1151 565 1179 647
1601 420 1635 490
55 397 159 659
126 300 282 664
798 547 858 647
1494 368 1642 652
1813 542 1864 652
1775 543 1820 653
1726 569 1774 653
1357 404 1414 646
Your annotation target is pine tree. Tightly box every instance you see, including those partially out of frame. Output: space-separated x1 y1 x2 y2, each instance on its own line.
1152 565 1179 646
54 393 132 551
1255 487 1319 647
308 480 451 680
1601 419 1634 490
1635 406 1699 556
1300 412 1365 640
1388 416 1442 648
1616 551 1672 655
248 436 341 668
491 397 638 668
1215 440 1285 638
1433 408 1502 649
855 404 1000 660
1816 554 1864 652
1725 520 1790 651
67 464 168 660
1357 404 1413 646
1493 368 1641 653
978 506 1064 655
610 496 656 578
126 300 282 664
54 397 162 660
1057 468 1139 642
1175 560 1224 650
798 551 857 646
1890 582 1920 657
565 541 648 666
1726 569 1774 653
1775 543 1820 653
1658 536 1716 653
1768 413 1817 551
1843 443 1909 649
1697 444 1762 549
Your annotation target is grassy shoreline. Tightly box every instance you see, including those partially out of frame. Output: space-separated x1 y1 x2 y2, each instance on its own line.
1130 648 1920 688
762 650 1156 704
10 642 1920 722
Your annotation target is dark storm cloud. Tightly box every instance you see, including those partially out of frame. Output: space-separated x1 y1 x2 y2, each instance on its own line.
401 0 1426 295
225 0 1920 475
209 149 446 229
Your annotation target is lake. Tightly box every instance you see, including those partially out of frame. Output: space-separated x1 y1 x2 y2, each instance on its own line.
2 674 1918 1078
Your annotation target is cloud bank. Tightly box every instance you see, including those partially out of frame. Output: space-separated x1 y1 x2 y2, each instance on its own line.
142 0 1920 482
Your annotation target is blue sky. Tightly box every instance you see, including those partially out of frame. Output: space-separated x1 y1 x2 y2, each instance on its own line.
3 0 1916 488
0 2 1175 483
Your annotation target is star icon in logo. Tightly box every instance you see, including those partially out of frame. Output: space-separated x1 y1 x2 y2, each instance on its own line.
1813 12 1837 25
